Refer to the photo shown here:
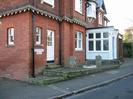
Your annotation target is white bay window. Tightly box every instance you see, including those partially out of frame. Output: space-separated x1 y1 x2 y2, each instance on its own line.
88 32 109 52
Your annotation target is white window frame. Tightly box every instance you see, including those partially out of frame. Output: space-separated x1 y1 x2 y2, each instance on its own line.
41 0 55 8
8 28 15 45
103 32 109 51
75 0 83 14
87 2 96 18
88 32 109 52
35 27 42 45
75 31 83 51
47 30 54 47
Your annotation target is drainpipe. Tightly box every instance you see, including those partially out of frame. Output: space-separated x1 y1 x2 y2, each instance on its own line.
31 0 35 77
58 0 62 65
85 1 88 62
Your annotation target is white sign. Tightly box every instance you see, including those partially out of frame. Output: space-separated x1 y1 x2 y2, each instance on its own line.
34 48 44 55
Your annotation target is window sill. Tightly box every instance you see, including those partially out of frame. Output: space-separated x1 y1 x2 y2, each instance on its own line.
6 44 15 48
88 51 109 53
75 49 83 51
75 10 83 15
35 44 44 47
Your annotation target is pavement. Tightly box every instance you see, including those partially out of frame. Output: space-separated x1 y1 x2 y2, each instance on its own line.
0 58 133 99
65 74 133 99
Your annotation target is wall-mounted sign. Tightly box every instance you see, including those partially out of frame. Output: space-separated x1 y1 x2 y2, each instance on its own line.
34 48 44 55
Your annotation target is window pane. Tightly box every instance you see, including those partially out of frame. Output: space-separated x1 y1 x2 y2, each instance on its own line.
78 40 81 48
75 0 82 13
36 35 39 42
103 32 109 38
75 32 82 50
96 40 101 51
36 27 42 45
103 40 109 50
89 41 93 51
47 36 52 42
87 2 96 18
80 0 82 12
96 33 101 38
75 39 77 48
79 33 82 39
48 42 52 46
89 33 93 39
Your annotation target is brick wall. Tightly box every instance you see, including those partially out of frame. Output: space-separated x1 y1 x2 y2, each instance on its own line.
0 0 87 80
72 24 86 64
34 14 60 71
0 0 31 12
34 0 59 16
73 0 86 21
60 22 85 65
0 12 31 80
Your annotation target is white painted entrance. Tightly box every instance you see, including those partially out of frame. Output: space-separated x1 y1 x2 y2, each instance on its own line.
47 30 54 62
86 26 119 60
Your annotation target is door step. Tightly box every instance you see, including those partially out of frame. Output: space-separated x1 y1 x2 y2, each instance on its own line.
46 64 61 69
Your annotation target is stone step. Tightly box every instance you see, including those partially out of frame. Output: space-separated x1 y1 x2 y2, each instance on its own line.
46 64 61 69
30 64 120 85
43 65 120 77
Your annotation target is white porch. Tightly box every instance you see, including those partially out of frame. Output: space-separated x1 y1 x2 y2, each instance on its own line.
86 26 119 60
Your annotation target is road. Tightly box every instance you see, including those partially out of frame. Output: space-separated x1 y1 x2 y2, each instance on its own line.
65 75 133 99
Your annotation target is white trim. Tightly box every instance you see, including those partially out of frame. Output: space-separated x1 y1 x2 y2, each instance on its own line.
47 30 55 61
8 28 15 45
75 0 82 14
41 0 55 8
87 2 96 18
75 31 83 51
86 27 119 60
35 27 42 45
87 32 109 52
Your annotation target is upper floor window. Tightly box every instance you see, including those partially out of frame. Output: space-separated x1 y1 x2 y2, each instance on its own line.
35 27 42 45
87 2 96 18
8 28 15 46
75 0 82 14
98 12 103 25
75 31 83 50
41 0 54 7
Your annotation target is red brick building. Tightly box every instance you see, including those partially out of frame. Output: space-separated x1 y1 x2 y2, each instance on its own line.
0 0 110 80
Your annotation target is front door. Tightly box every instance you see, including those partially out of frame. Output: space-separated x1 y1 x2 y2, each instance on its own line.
47 30 54 62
